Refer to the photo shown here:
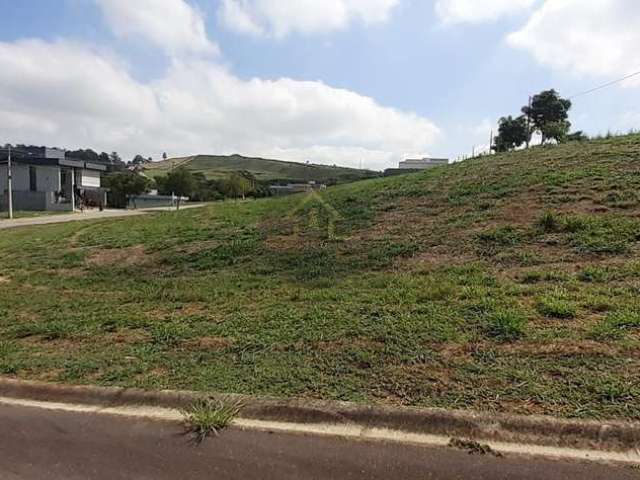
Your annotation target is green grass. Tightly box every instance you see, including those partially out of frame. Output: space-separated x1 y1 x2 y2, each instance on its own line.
182 396 243 442
1 134 640 421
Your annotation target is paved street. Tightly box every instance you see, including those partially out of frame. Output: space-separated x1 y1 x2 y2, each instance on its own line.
0 205 206 230
0 403 636 480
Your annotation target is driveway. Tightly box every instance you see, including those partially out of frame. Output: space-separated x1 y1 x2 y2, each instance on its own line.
0 204 206 231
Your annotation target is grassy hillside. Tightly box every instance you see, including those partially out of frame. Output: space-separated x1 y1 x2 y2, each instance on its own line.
2 134 640 420
143 154 380 184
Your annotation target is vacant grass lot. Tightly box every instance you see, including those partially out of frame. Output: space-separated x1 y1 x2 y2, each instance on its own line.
1 135 640 421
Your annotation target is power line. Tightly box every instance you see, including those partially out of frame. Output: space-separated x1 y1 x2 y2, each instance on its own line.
569 69 640 99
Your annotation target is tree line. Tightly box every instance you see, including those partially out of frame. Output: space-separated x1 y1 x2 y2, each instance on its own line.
492 89 587 153
103 167 275 208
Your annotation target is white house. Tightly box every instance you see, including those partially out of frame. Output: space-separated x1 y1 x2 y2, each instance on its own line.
398 158 449 170
0 149 107 212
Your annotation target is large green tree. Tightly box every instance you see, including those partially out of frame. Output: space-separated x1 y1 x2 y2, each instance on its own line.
522 90 572 144
103 172 152 208
164 167 196 209
492 115 529 152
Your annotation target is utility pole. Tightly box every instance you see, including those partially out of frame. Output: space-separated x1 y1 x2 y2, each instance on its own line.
7 145 13 219
489 129 494 155
525 95 532 149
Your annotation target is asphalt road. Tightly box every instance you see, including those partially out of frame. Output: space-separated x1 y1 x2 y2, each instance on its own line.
0 205 206 230
0 404 637 480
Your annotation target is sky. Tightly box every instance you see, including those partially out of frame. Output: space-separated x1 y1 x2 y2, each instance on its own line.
1 0 639 170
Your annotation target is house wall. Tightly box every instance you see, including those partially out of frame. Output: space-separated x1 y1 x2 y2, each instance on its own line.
36 165 61 192
80 169 101 188
0 164 71 212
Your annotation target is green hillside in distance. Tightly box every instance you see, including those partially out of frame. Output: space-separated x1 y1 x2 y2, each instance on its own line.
143 154 381 184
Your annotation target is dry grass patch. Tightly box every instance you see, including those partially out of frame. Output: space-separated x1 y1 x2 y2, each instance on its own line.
86 245 149 267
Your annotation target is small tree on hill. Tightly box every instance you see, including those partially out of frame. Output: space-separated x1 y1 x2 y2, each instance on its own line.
165 167 196 209
522 90 572 144
492 115 529 152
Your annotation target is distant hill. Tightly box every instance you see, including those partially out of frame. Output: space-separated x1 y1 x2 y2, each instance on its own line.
143 154 380 184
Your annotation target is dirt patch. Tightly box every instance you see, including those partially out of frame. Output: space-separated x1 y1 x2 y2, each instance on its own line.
105 330 151 345
86 245 149 267
0 276 10 284
408 250 473 270
497 340 622 358
183 336 234 351
176 303 209 317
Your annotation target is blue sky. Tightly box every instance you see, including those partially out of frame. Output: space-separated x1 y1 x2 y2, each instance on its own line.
1 0 638 169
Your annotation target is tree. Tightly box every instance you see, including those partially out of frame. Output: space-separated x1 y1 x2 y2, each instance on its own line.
492 115 529 152
522 90 572 144
540 120 571 144
221 172 255 200
102 172 152 208
110 152 122 165
566 131 589 142
162 152 168 160
164 167 196 209
131 155 146 166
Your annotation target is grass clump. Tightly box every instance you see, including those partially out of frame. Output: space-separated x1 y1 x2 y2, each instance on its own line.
486 310 527 342
476 226 522 256
589 311 640 340
536 211 561 233
182 396 243 443
537 289 577 319
563 215 640 255
577 266 612 283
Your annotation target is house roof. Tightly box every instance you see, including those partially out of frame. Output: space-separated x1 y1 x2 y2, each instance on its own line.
0 156 107 171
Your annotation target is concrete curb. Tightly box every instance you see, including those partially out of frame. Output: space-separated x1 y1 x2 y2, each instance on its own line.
1 378 638 452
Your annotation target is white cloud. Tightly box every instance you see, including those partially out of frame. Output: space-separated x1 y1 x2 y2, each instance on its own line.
218 0 399 38
435 0 535 24
507 0 640 85
96 0 219 55
0 39 440 169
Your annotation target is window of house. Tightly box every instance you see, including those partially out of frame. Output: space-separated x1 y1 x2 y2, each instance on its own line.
29 167 37 192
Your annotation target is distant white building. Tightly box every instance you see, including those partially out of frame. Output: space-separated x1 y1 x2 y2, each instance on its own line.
398 158 449 170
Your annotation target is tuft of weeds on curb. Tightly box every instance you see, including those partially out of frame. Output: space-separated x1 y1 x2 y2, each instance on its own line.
448 438 503 457
182 396 243 443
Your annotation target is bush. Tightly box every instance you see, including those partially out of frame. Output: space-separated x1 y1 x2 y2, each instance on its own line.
486 310 527 342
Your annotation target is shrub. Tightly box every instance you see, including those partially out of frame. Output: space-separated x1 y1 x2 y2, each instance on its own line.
486 310 527 342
